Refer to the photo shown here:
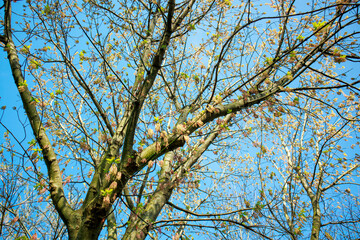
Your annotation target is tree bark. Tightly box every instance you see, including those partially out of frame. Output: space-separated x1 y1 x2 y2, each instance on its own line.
310 204 321 240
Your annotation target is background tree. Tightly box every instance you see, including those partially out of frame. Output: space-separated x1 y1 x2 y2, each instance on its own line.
1 0 360 239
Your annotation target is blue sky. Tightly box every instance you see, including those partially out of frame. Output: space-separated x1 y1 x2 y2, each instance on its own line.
1 2 31 146
1 1 360 239
0 51 29 143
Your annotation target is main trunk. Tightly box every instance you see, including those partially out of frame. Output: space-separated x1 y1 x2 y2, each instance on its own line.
310 203 321 240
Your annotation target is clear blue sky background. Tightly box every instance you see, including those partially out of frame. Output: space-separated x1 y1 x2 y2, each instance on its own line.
1 3 38 146
0 51 26 138
1 1 359 239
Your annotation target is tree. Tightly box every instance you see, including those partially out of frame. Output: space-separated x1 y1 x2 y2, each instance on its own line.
1 0 360 239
